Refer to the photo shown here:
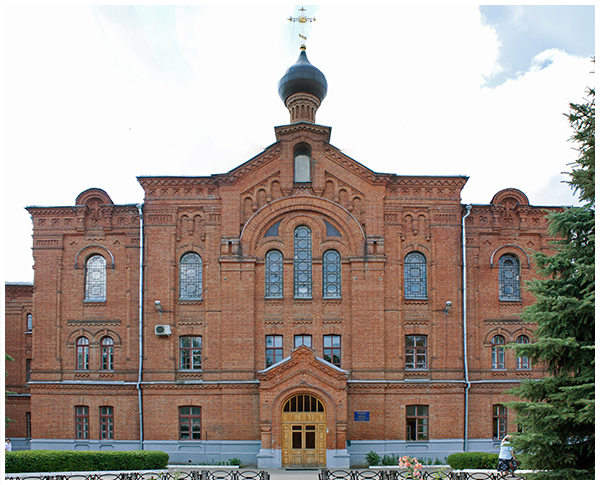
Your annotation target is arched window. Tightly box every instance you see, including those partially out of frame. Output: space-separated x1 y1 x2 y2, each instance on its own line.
491 335 505 369
499 254 521 301
404 252 427 299
294 147 311 183
100 337 114 370
26 313 33 332
179 253 202 300
323 250 341 299
85 255 106 301
294 226 312 299
265 250 284 299
516 335 530 369
76 337 90 370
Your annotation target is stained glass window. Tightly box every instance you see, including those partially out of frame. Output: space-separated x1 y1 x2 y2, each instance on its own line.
404 252 427 299
294 226 312 298
323 250 341 299
265 250 283 299
179 253 202 300
499 254 520 300
85 255 106 301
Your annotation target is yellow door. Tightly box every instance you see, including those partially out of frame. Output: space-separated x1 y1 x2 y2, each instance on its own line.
281 394 326 467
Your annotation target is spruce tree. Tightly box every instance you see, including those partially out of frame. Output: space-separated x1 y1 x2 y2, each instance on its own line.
508 84 595 480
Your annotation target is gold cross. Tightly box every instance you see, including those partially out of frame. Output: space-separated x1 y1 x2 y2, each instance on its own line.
287 7 316 44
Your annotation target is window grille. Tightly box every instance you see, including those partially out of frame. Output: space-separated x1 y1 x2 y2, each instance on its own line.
283 394 324 413
499 254 521 300
294 226 312 298
179 253 202 299
323 250 341 299
404 252 427 299
85 255 106 301
265 250 283 298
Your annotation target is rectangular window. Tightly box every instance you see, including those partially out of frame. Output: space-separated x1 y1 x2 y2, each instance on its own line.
75 406 89 439
323 335 341 367
493 404 507 440
406 405 428 441
294 334 312 348
180 336 202 370
100 406 114 439
179 406 201 440
405 335 427 369
26 412 31 438
266 335 283 367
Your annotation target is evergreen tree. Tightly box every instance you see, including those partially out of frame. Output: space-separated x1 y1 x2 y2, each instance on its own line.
5 353 16 427
508 84 595 480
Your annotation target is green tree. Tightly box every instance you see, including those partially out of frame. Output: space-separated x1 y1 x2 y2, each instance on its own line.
6 353 16 427
507 84 595 479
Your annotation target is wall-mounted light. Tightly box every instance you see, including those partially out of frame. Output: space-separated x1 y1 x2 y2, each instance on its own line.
155 300 162 312
444 301 452 313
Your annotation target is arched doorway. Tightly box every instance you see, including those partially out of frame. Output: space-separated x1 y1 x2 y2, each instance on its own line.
281 394 327 467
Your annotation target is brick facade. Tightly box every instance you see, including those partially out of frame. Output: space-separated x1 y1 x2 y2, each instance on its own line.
5 51 560 466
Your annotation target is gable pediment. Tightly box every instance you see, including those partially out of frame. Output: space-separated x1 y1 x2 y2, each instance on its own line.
257 345 348 389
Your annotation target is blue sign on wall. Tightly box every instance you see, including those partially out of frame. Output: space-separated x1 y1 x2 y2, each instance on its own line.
354 411 370 422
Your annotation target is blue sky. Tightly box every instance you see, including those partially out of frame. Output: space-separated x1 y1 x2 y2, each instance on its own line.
3 4 595 282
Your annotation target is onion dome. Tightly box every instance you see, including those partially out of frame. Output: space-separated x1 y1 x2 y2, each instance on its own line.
278 46 328 103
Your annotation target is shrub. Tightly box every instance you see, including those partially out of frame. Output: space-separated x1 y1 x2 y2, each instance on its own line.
5 450 169 474
381 453 399 466
365 451 381 466
446 452 498 470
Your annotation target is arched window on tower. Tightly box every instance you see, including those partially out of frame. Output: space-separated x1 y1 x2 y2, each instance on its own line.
499 254 521 301
294 147 311 183
322 250 341 299
265 250 284 299
294 226 312 298
85 255 106 302
404 252 427 299
179 253 202 300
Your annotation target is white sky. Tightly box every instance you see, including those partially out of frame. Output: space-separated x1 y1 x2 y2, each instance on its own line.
3 4 595 283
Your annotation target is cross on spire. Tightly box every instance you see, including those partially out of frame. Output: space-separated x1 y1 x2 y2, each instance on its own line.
288 7 316 47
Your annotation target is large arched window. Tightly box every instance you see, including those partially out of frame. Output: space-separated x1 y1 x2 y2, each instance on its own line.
499 254 521 301
323 250 341 299
76 337 90 370
100 337 114 370
179 253 202 300
265 250 284 299
515 335 530 369
294 226 312 299
404 252 427 299
85 255 106 301
294 147 311 183
491 335 505 369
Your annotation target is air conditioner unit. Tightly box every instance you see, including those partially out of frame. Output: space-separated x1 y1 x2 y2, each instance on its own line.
155 325 172 336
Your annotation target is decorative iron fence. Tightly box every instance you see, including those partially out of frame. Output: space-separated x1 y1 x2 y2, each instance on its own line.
318 469 527 480
6 469 270 480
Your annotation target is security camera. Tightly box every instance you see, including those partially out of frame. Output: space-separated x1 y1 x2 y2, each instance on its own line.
444 301 452 313
155 300 162 311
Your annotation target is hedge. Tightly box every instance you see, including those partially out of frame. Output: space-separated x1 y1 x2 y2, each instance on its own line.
5 450 169 474
446 452 498 470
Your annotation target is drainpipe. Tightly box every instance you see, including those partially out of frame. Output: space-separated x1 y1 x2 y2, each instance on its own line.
136 204 145 449
462 205 472 452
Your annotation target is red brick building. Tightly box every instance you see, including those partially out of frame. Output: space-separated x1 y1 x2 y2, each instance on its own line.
5 47 558 466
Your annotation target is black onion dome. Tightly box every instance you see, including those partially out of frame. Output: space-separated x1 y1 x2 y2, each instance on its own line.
278 48 328 103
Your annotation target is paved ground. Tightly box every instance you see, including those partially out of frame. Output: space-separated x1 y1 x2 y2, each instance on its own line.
264 468 321 481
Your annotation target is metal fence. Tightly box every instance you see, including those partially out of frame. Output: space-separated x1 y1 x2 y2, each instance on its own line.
6 469 271 480
318 469 526 480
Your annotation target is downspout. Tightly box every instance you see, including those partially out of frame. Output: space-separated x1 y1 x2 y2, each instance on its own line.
462 204 472 452
136 204 145 449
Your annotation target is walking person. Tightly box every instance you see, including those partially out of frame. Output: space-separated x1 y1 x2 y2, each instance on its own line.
5 438 12 452
497 434 517 475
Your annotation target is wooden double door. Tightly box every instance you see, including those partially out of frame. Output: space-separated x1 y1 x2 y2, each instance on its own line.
281 394 327 467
